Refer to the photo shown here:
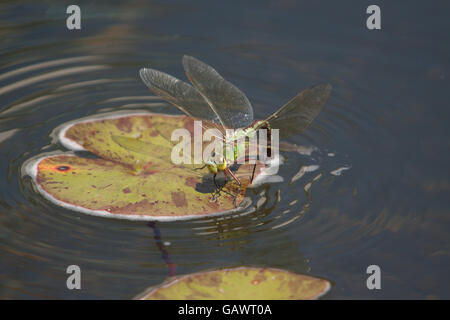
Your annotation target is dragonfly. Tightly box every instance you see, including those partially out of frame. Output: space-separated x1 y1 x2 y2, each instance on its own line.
118 55 332 193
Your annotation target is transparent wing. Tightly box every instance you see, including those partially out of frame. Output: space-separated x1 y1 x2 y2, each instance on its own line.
263 84 332 139
182 55 254 130
139 67 224 135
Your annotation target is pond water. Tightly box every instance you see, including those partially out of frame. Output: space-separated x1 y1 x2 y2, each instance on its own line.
0 0 449 299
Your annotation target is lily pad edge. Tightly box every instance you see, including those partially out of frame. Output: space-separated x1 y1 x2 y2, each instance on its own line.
134 266 332 300
22 151 253 222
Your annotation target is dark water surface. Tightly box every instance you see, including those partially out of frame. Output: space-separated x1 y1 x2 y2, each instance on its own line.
0 0 449 299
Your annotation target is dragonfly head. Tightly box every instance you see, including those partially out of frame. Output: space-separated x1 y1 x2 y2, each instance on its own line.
206 151 227 174
206 160 217 174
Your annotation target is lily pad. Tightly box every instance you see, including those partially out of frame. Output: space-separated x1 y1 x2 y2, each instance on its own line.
135 267 331 300
23 111 265 221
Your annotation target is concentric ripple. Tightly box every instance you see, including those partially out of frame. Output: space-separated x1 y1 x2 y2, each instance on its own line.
2 0 447 299
0 51 354 298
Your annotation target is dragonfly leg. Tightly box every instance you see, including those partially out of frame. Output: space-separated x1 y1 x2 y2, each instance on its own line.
211 172 239 207
213 173 220 189
250 163 256 183
215 171 228 196
213 184 238 208
194 164 207 171
211 173 223 201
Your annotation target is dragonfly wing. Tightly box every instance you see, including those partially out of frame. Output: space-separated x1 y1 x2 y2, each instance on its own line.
139 68 220 125
182 55 254 130
264 83 332 139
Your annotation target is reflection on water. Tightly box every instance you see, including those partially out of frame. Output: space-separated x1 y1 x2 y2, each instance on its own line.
0 0 449 299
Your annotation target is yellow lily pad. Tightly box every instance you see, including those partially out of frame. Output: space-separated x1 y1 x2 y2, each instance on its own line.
135 267 331 300
23 111 265 221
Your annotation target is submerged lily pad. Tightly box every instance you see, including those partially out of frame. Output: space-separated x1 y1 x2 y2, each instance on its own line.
23 111 265 221
135 267 331 300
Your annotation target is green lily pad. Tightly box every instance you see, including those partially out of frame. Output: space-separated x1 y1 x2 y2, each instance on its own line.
135 267 331 300
23 111 265 221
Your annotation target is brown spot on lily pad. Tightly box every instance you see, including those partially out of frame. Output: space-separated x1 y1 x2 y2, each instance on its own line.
122 187 131 193
171 191 187 208
116 117 133 132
